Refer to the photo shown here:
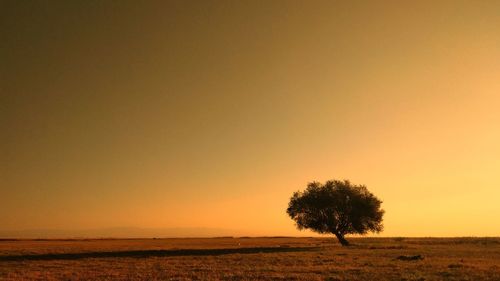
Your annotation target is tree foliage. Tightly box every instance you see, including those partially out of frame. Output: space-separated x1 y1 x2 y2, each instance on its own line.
286 180 384 246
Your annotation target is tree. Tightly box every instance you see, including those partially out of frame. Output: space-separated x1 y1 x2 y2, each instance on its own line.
286 179 384 246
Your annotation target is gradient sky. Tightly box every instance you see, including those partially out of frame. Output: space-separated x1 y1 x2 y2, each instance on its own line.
2 1 500 237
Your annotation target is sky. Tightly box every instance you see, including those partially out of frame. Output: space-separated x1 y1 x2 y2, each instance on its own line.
1 0 500 237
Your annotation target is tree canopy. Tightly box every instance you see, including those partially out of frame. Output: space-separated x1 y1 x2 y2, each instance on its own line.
287 179 384 246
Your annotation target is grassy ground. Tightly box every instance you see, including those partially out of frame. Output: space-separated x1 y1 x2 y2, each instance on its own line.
0 237 499 280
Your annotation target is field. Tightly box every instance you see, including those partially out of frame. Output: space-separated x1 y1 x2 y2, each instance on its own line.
0 237 499 280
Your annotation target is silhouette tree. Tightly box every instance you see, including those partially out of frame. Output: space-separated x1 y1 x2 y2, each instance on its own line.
287 180 384 246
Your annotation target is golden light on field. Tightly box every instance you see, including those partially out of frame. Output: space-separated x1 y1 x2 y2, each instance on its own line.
2 1 500 237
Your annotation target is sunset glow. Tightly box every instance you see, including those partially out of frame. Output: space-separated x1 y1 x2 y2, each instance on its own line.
2 1 500 237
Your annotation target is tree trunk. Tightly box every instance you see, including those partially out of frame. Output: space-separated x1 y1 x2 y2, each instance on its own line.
333 232 350 246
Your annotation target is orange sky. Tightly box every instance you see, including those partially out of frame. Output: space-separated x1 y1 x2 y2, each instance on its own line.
2 1 500 237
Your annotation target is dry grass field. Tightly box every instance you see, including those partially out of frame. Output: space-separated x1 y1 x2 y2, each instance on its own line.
0 237 499 280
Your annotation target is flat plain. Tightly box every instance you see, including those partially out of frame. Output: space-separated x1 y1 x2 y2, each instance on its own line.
0 237 499 280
